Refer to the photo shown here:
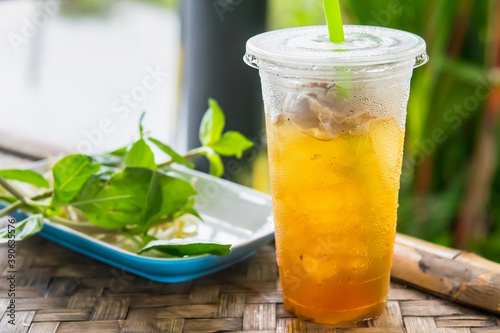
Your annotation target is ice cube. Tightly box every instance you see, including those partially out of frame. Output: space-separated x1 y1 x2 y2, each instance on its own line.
282 92 326 131
283 91 346 140
282 83 373 140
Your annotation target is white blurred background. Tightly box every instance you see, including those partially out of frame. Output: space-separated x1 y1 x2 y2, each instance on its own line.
0 0 180 162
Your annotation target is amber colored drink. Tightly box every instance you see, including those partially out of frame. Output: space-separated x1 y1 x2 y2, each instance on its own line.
266 115 405 324
245 25 428 324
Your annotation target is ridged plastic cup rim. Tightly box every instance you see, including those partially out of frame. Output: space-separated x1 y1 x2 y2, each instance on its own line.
245 25 428 72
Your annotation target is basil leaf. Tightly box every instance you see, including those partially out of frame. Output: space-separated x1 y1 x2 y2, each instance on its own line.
177 207 202 221
0 169 50 188
138 238 231 257
137 234 158 248
141 171 163 225
72 168 162 229
199 147 224 177
0 214 44 243
51 154 101 205
149 137 195 168
94 147 128 169
199 98 225 146
125 139 157 170
156 172 198 219
209 131 254 158
139 111 146 138
108 146 128 156
173 198 202 221
72 168 196 229
93 153 124 168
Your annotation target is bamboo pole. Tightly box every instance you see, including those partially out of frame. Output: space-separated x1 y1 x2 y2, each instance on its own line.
393 233 500 315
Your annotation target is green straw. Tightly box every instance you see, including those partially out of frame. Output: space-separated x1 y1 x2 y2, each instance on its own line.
323 0 345 43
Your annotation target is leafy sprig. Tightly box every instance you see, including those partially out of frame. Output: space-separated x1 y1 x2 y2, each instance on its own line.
0 99 253 257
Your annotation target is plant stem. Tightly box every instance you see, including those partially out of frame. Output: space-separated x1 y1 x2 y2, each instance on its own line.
157 147 206 168
123 231 144 247
26 199 51 208
0 175 27 204
0 201 24 217
46 214 119 234
0 190 52 218
32 190 53 201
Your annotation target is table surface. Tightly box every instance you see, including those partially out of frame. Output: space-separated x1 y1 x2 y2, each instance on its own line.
1 151 500 333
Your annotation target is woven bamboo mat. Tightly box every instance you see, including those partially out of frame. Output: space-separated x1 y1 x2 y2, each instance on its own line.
0 236 499 333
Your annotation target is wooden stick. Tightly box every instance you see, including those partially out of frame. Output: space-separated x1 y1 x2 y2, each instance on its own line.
392 233 500 315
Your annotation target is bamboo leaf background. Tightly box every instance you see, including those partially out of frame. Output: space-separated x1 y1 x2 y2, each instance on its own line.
269 0 500 262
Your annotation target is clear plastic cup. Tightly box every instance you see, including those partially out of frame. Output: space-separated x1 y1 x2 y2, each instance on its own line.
244 25 427 324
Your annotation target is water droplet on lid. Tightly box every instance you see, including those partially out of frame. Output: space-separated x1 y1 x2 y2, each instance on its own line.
311 154 323 161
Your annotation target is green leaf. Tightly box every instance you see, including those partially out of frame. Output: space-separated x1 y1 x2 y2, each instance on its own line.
108 146 128 156
139 111 146 138
125 139 157 170
45 206 62 217
92 154 124 168
141 233 158 245
0 196 17 203
0 214 44 243
173 198 202 221
200 147 224 177
72 168 196 229
180 207 202 221
0 169 50 188
52 155 101 205
140 171 163 225
137 238 231 257
442 58 490 84
149 137 195 168
95 147 128 170
72 168 161 229
155 172 198 219
199 98 225 146
209 131 254 158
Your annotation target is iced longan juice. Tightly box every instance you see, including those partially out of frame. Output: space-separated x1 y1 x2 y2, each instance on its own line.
245 26 427 324
267 115 404 323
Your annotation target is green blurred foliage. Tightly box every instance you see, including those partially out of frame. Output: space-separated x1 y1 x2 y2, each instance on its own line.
59 0 177 16
268 0 325 30
269 0 500 261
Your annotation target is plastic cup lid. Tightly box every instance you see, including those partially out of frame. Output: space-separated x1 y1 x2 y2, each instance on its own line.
245 25 428 72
